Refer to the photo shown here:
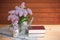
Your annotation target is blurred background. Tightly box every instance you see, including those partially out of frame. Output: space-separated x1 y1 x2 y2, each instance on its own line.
0 0 60 25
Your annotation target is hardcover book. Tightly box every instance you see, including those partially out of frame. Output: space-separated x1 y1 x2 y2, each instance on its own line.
28 25 45 37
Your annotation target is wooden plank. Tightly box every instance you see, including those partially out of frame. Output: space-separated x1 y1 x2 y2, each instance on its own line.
33 13 60 17
0 0 60 3
0 3 60 8
0 8 60 12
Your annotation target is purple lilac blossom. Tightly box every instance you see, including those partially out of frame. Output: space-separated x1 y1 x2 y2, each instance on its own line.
15 2 32 17
15 6 20 15
8 10 15 15
8 2 32 23
27 8 32 15
23 9 28 17
8 15 19 22
13 24 19 30
20 2 25 8
18 8 24 17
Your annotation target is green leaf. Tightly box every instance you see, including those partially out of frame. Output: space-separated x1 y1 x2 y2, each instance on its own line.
18 15 29 24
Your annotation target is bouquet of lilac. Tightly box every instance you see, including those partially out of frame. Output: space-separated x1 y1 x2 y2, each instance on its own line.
8 2 32 37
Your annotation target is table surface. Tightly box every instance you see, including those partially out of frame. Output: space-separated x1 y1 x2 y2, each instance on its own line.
0 25 60 40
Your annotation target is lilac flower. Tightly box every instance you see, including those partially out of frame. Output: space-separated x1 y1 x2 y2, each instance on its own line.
15 6 24 17
13 23 19 30
8 2 32 23
8 15 13 21
13 20 18 24
15 6 20 15
20 2 25 8
8 15 19 22
23 9 28 17
14 2 32 17
18 8 24 17
8 10 15 15
27 8 32 15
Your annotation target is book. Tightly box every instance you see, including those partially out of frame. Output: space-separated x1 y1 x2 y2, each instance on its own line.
28 25 45 37
29 25 45 33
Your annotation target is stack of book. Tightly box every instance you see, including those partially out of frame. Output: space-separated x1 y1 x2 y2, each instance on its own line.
28 25 45 37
